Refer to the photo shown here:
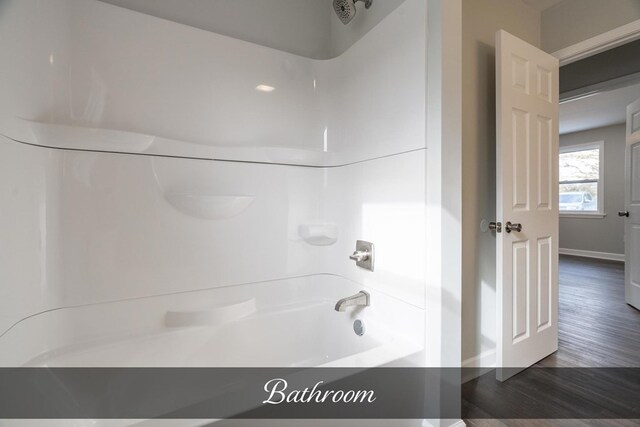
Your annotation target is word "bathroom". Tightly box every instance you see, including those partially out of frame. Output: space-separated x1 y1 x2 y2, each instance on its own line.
262 378 377 405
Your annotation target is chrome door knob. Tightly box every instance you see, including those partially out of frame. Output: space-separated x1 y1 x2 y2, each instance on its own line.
619 211 630 217
489 221 502 233
505 222 523 233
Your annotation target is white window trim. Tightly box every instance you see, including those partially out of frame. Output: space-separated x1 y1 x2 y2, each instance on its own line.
560 213 607 219
559 140 605 218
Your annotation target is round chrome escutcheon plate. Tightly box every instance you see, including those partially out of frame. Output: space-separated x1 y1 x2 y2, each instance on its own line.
353 319 365 336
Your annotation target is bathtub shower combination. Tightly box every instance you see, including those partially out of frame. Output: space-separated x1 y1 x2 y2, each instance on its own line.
0 0 434 421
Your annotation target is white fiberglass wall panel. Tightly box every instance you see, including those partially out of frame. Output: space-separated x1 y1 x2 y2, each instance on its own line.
0 137 327 335
0 137 427 337
0 138 64 337
0 0 428 365
65 0 321 150
322 151 427 307
317 0 426 164
0 0 73 125
0 0 425 166
58 150 324 305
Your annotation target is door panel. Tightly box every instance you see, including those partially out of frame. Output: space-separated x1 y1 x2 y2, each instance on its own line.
496 30 559 380
632 143 640 203
537 237 552 331
512 241 530 343
631 226 640 285
536 66 552 102
626 99 640 310
537 116 552 210
632 110 640 134
512 109 530 210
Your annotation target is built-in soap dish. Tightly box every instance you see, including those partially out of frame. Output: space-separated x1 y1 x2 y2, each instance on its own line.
298 224 338 246
164 193 255 220
165 298 256 327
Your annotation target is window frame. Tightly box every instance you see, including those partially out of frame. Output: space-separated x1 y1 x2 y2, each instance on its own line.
559 140 605 218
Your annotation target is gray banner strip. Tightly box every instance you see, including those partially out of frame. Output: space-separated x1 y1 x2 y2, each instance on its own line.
0 368 460 419
0 368 638 419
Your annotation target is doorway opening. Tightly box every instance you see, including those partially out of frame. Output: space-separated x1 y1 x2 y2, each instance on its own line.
552 50 640 367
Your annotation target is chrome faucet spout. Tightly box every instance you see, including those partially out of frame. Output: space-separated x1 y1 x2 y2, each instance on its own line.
334 290 370 312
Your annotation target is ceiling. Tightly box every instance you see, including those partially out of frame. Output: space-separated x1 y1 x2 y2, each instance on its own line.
520 0 564 11
560 82 640 134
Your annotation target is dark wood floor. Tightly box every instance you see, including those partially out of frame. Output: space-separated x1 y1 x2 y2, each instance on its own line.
463 255 640 426
464 417 640 426
537 255 640 368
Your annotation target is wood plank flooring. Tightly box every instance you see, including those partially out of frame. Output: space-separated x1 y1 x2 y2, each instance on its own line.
537 255 640 368
464 418 640 427
463 255 640 426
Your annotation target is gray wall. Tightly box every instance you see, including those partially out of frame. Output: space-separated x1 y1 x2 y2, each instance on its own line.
98 0 331 58
98 0 405 59
559 124 626 255
461 0 540 365
542 0 640 53
328 0 405 58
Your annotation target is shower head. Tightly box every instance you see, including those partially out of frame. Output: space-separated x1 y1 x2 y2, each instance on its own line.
333 0 372 25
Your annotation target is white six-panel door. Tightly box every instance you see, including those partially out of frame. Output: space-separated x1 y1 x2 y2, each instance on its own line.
496 30 559 380
625 98 640 311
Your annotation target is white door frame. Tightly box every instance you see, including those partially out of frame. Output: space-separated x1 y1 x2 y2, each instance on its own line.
551 22 640 295
552 19 640 66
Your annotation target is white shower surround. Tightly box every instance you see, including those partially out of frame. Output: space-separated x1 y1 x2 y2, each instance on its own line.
0 0 431 378
0 138 426 367
0 0 425 165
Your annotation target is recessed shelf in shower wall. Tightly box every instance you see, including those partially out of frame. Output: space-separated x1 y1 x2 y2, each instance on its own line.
298 223 339 246
164 193 255 220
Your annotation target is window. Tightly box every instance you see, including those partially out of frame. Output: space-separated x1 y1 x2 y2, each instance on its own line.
559 141 604 216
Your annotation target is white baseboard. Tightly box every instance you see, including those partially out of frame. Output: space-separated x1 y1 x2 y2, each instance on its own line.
461 349 495 383
559 248 624 262
462 349 495 368
423 420 466 427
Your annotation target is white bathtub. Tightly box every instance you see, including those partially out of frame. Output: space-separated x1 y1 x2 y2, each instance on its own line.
0 275 426 427
0 274 422 368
